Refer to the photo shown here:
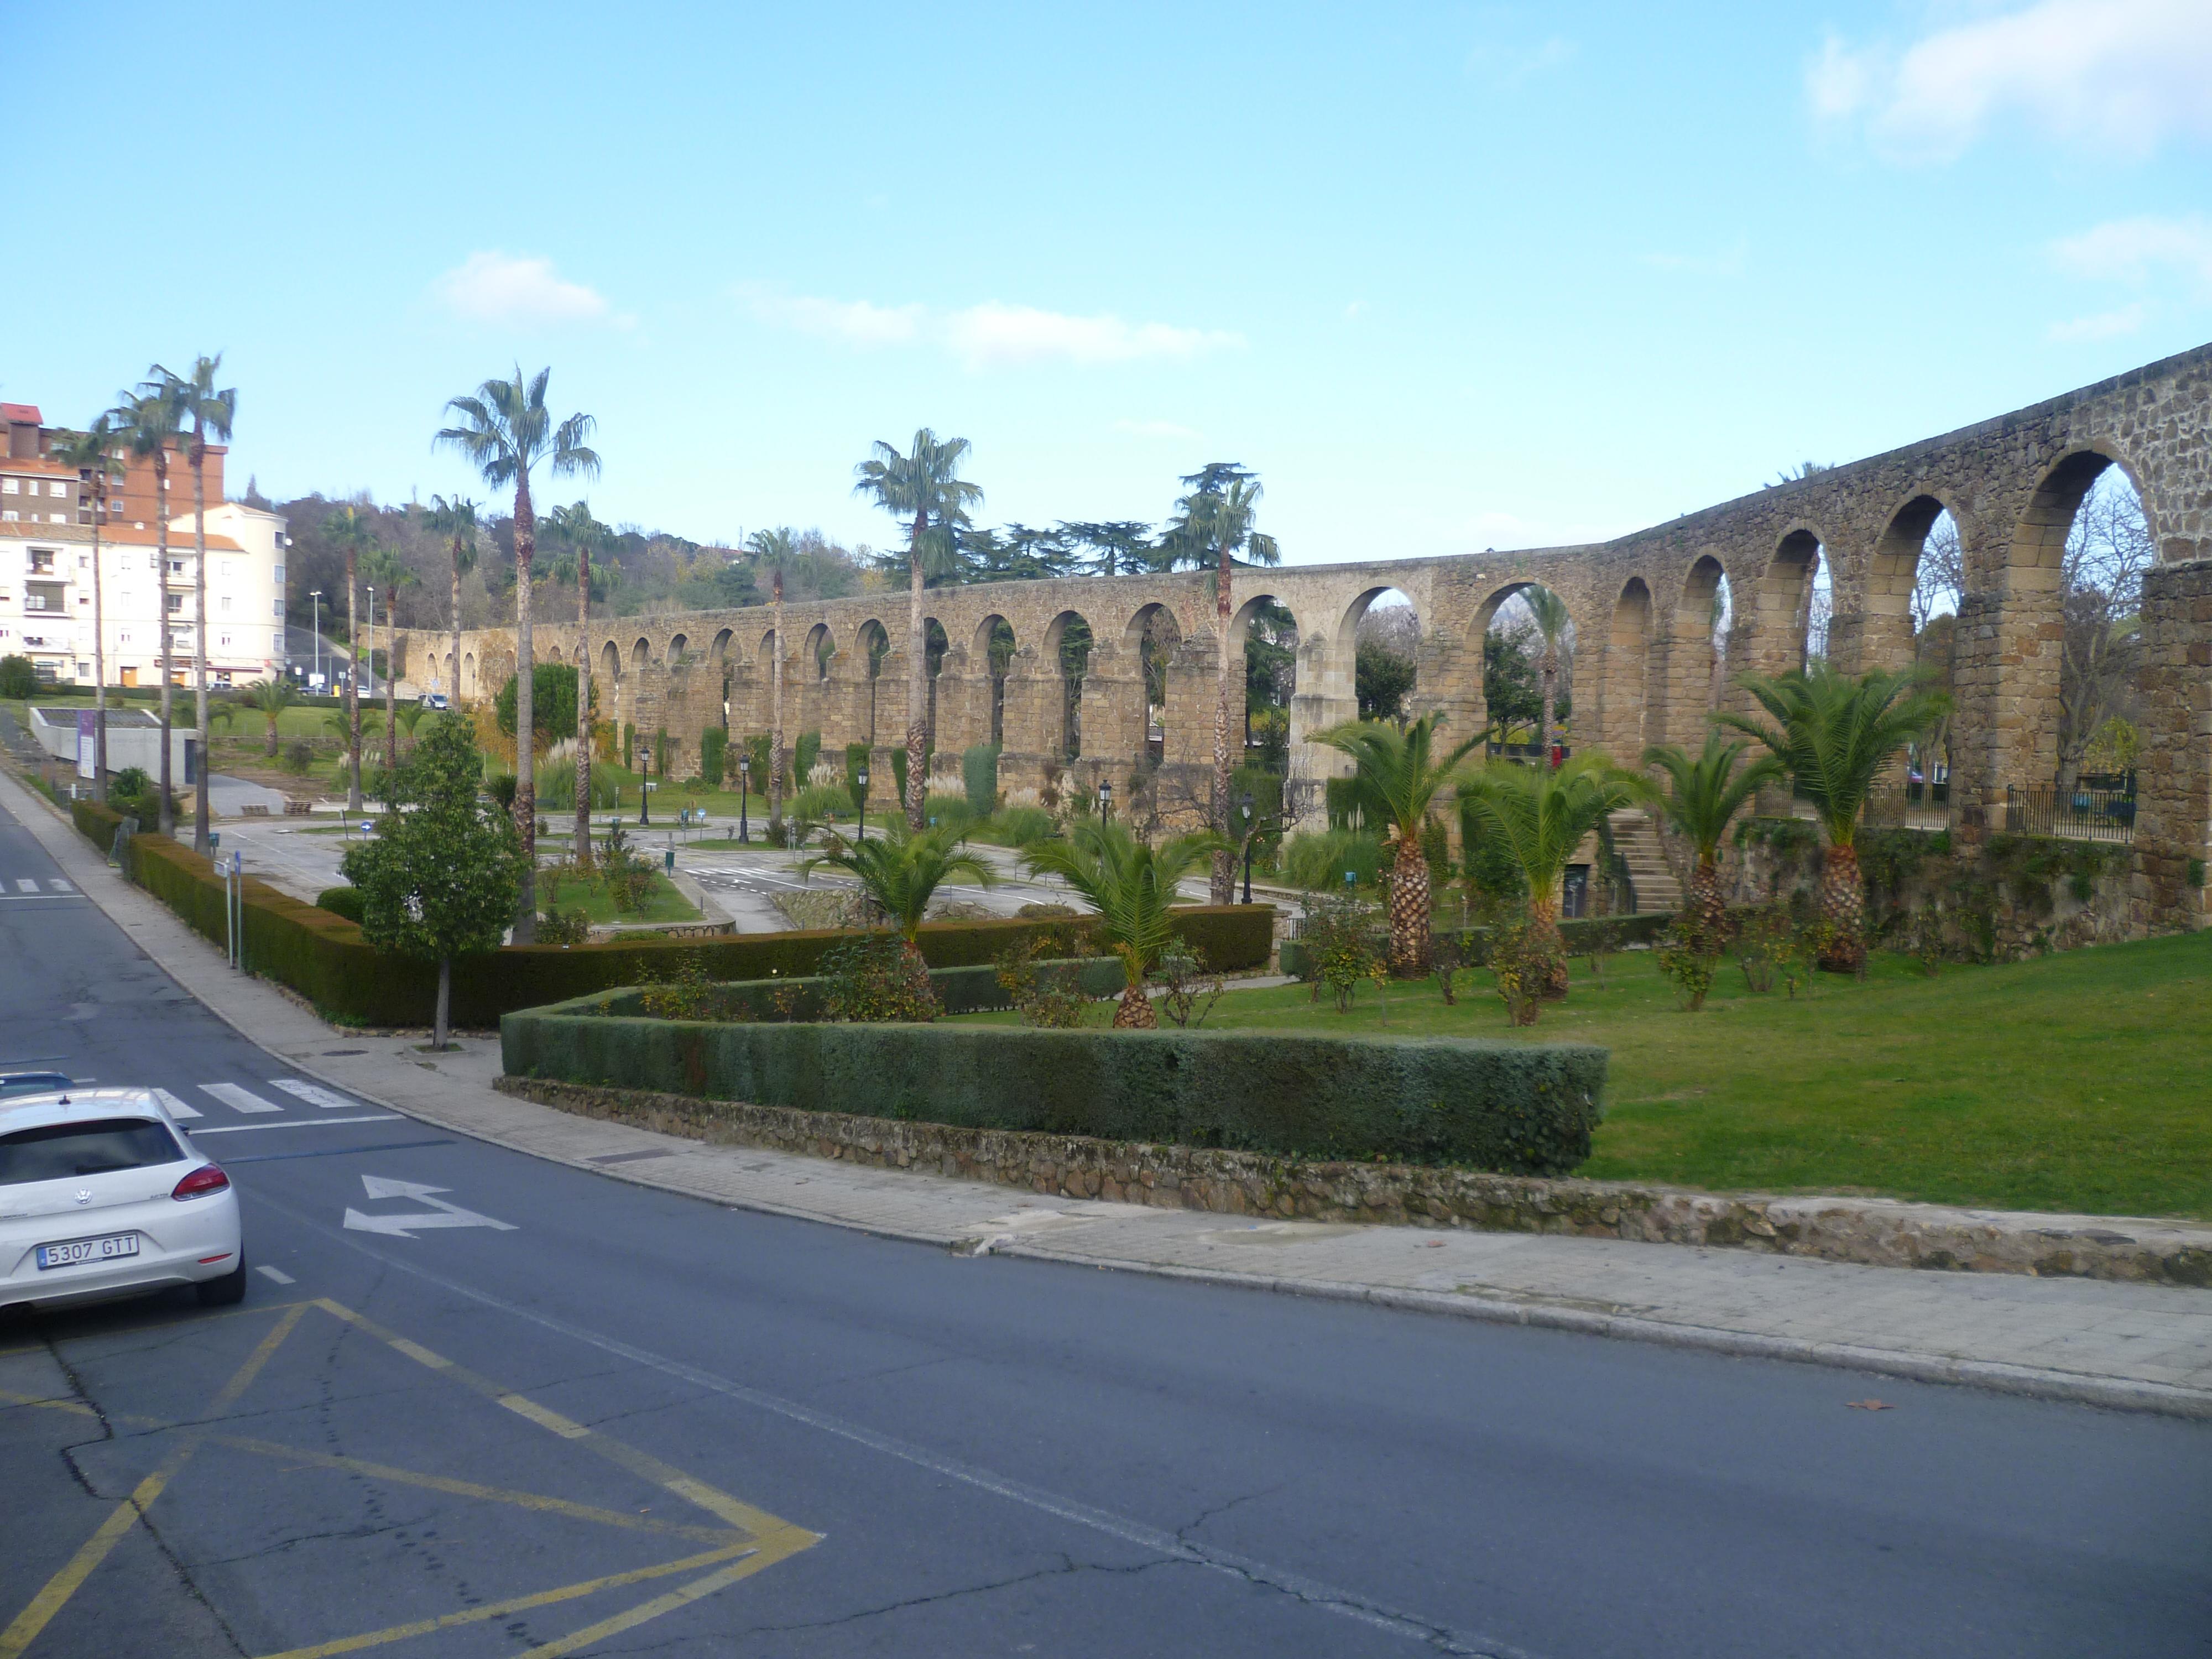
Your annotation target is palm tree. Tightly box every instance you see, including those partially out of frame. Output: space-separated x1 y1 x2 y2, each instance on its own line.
362 545 415 783
1021 820 1226 1029
421 494 478 706
1162 465 1280 903
1715 665 1947 972
108 382 184 836
1522 585 1571 759
1457 754 1642 995
1640 732 1783 939
321 505 379 811
801 821 995 954
47 422 122 800
239 677 297 757
1313 714 1481 974
547 499 615 863
436 368 599 941
853 432 982 830
154 356 237 853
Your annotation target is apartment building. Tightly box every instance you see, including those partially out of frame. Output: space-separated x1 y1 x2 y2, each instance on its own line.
0 403 286 687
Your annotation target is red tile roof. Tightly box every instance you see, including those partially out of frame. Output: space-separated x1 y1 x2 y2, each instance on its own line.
1 403 41 424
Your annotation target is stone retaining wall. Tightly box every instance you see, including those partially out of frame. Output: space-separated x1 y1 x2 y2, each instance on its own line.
495 1076 2212 1287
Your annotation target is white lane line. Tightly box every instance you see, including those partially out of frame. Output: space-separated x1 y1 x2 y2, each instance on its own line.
198 1082 283 1115
269 1078 359 1111
47 878 72 893
14 879 35 893
255 1265 296 1285
153 1087 203 1121
187 1114 401 1135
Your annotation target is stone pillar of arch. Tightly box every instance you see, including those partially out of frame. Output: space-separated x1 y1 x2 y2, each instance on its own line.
1162 627 1220 773
2131 557 2212 931
1078 640 1146 779
1653 562 1723 749
925 643 977 760
1290 629 1357 787
1597 578 1654 761
995 644 1067 797
1416 624 1484 747
814 649 873 767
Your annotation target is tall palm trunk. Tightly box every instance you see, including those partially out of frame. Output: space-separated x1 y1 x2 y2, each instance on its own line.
448 538 465 708
1210 542 1235 904
512 472 539 942
904 512 928 831
1818 843 1866 974
91 485 108 801
574 551 592 867
153 455 174 837
345 547 362 811
1112 948 1157 1029
1386 830 1431 975
264 710 279 758
769 570 785 833
1526 891 1571 998
190 450 211 852
1538 646 1557 760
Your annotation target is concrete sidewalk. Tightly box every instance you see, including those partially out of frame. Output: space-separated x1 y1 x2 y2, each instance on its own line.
6 761 2210 1420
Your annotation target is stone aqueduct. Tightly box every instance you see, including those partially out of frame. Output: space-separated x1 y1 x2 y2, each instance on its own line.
398 342 2212 931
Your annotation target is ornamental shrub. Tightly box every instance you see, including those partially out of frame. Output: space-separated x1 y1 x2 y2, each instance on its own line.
962 743 1000 819
315 885 364 922
700 727 728 788
0 655 36 698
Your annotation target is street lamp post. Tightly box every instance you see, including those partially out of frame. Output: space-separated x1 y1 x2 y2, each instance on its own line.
1097 778 1112 825
1239 791 1255 905
309 590 324 691
855 766 869 842
639 738 652 826
737 755 750 844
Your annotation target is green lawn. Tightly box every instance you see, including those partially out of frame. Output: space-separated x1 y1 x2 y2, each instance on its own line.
951 931 2212 1220
541 869 700 925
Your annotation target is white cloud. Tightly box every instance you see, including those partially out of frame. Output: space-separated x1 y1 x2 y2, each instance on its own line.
737 285 922 345
2047 303 2150 342
945 302 1241 369
2051 213 2212 286
431 252 617 326
1807 0 2212 161
1639 239 1747 278
1112 419 1203 441
738 286 1243 369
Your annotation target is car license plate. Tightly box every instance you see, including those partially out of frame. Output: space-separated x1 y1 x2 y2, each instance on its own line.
35 1234 140 1270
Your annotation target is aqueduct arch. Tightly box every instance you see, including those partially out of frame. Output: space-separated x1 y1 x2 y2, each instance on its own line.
401 342 2212 929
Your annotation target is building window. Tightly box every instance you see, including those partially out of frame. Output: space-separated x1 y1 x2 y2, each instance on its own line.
2 510 15 522
30 550 54 572
79 555 88 569
273 599 283 617
166 594 183 614
219 634 232 648
50 515 65 524
52 482 68 498
0 479 15 494
221 596 231 614
273 563 285 582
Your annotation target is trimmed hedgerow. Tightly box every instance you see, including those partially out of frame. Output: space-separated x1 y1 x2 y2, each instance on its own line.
503 1005 1608 1174
586 956 1125 1022
63 804 1269 1026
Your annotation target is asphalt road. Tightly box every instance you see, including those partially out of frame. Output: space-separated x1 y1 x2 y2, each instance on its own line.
2 794 2209 1658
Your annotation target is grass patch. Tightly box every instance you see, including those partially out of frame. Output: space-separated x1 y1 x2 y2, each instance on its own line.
948 932 2212 1220
541 869 700 925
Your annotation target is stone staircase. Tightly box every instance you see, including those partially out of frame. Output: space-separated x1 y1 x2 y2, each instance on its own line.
1605 808 1683 915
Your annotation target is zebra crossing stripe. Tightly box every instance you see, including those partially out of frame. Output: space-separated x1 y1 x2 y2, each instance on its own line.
153 1087 202 1121
269 1078 357 1110
199 1082 281 1115
49 879 72 893
13 879 34 893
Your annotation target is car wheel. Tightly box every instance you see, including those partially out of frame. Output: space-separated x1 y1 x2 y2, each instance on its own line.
196 1254 249 1307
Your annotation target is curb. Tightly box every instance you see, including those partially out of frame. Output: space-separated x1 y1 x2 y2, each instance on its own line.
9 761 2210 1421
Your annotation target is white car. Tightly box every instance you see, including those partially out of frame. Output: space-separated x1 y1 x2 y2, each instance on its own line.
0 1088 246 1314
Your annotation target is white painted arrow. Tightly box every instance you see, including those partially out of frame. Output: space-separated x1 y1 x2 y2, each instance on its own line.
342 1174 517 1239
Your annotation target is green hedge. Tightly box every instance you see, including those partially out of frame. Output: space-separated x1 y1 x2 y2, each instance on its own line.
583 956 1125 1022
62 802 1270 1026
503 1004 1607 1173
1280 910 1672 979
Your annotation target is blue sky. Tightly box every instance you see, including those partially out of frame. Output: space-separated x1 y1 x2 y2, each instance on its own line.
6 1 2208 566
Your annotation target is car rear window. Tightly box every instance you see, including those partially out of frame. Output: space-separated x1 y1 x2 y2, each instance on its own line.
0 1118 187 1185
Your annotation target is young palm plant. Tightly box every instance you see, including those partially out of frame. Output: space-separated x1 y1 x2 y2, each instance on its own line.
241 677 297 757
1640 732 1783 938
1021 820 1226 1029
1312 713 1481 974
1715 664 1947 972
801 821 995 951
853 432 982 831
435 368 599 942
1457 753 1642 996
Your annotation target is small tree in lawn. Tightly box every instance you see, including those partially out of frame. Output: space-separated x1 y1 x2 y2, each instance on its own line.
800 820 995 953
341 714 526 1050
1021 819 1226 1028
1640 730 1782 941
1455 753 1640 997
1312 713 1480 975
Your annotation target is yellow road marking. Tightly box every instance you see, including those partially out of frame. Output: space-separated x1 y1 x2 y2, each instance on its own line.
249 1541 759 1659
5 1298 820 1658
0 1302 308 1659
